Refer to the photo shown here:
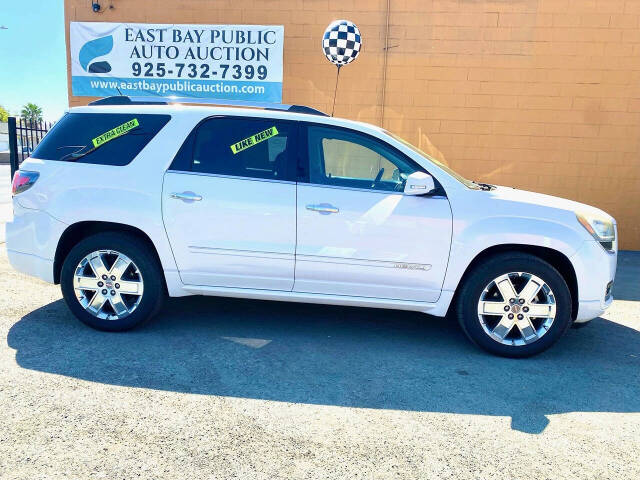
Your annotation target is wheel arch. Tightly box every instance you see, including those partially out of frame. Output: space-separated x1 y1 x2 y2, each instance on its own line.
53 221 165 287
449 244 578 320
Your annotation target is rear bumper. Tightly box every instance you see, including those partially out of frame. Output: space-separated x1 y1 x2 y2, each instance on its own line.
570 239 617 323
6 249 55 283
5 202 67 284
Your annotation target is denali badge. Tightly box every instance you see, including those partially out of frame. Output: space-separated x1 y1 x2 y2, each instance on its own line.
394 263 431 271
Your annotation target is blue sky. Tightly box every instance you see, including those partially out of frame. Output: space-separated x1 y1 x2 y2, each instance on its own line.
0 1 67 121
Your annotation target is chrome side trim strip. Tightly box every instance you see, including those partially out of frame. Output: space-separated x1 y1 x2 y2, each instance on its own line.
166 170 296 185
165 170 447 197
296 253 432 271
188 246 294 260
299 182 448 197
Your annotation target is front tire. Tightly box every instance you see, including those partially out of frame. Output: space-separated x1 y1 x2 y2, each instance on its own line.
456 253 572 358
60 232 166 331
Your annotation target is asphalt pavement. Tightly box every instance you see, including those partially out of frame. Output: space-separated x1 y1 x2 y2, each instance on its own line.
1 243 639 479
1 162 639 478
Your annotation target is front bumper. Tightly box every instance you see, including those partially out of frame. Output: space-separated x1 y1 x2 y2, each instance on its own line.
570 239 617 323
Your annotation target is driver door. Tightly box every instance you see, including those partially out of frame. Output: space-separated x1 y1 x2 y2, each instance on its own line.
294 124 452 303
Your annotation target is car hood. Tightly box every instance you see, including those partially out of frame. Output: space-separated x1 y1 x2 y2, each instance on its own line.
487 185 615 223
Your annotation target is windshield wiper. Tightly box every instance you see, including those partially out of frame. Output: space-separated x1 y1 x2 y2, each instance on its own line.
472 181 496 191
56 127 145 162
57 145 94 162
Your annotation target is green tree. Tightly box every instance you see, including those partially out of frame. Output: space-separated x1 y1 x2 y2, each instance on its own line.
0 105 8 122
20 103 43 123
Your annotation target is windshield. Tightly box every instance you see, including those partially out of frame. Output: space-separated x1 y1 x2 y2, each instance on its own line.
384 130 480 190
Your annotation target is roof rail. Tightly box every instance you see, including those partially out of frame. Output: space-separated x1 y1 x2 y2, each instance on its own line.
88 96 168 106
88 96 329 116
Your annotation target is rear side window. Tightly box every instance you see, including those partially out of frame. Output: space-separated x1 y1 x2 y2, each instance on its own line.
31 113 171 166
186 117 296 181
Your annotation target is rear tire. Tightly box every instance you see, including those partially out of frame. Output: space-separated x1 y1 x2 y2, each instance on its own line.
456 253 572 358
60 232 166 331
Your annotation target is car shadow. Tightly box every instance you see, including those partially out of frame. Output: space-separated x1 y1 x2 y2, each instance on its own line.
7 296 640 434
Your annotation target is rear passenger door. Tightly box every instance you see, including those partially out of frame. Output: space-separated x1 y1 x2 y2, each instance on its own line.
162 116 298 290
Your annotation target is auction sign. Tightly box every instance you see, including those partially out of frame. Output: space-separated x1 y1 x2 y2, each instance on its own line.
70 22 284 102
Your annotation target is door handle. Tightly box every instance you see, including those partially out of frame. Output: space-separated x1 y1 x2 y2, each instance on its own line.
306 203 339 215
170 191 202 202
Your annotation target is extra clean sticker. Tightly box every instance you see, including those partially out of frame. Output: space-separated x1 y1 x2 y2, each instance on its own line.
92 118 139 148
230 126 279 154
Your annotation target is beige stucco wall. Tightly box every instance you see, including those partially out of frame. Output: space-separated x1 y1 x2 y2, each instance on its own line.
65 0 640 249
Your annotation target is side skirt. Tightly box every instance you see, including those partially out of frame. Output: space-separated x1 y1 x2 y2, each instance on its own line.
177 283 454 317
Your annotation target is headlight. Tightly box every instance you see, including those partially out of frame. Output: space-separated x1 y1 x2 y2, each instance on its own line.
576 211 615 251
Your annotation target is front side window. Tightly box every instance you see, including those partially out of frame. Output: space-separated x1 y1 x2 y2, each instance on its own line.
190 117 295 181
306 125 421 192
31 113 171 166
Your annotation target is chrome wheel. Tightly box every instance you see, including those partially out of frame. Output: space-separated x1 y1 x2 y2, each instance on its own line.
477 272 556 346
73 250 144 320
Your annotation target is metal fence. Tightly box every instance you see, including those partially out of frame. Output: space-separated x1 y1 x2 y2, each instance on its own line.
8 117 53 177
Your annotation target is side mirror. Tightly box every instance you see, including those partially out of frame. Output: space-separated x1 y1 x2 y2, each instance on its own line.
404 172 435 196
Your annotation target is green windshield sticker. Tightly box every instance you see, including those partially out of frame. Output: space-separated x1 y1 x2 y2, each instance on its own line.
230 126 279 154
91 118 139 148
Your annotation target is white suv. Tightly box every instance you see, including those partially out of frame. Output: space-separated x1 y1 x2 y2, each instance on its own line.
7 97 617 357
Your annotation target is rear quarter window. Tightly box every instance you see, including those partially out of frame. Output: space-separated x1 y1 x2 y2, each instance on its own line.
31 113 171 166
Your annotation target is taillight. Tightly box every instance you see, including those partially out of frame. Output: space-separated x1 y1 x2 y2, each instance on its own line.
11 170 39 195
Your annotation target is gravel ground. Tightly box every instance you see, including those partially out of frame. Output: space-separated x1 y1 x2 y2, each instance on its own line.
0 245 639 479
0 165 11 243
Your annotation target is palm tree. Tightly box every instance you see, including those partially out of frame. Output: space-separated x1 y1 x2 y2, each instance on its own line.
21 103 43 123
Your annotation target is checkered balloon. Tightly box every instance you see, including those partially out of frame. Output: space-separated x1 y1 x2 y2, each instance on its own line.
322 20 362 66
